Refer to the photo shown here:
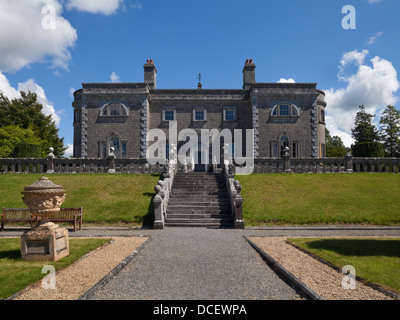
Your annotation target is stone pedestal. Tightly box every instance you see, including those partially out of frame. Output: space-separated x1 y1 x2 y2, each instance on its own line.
21 222 69 261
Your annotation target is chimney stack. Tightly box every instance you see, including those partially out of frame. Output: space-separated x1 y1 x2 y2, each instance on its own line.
243 59 256 90
144 59 157 89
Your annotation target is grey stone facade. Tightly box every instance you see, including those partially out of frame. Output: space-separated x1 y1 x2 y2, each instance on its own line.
72 60 326 162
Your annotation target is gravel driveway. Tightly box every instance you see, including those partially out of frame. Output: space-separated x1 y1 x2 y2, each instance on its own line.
87 228 303 300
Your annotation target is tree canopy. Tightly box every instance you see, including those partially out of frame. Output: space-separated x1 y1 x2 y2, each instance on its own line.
379 105 400 157
0 91 65 158
325 128 347 157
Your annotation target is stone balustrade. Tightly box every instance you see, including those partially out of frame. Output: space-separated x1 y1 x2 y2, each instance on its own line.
1 148 400 175
222 145 245 229
153 145 178 229
0 157 165 174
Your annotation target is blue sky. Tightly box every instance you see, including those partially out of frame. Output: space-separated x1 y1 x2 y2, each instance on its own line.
1 0 399 156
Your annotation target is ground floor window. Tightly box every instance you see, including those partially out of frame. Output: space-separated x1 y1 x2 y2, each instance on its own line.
99 135 128 158
270 136 298 158
280 136 290 157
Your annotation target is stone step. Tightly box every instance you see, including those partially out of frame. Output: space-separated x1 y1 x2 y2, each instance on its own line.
172 187 227 192
165 173 232 228
166 218 232 223
167 213 232 219
169 196 230 205
167 208 231 214
165 221 234 228
168 201 230 207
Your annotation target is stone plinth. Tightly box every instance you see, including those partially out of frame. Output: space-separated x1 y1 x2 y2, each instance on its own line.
21 222 69 261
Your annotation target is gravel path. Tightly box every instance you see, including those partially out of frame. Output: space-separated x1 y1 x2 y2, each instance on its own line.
87 228 302 300
3 225 399 301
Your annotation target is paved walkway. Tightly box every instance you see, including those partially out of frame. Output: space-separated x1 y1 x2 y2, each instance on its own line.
2 225 400 300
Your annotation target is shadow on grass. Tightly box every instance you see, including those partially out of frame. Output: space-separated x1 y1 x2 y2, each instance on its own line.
139 174 162 227
138 192 155 227
305 239 400 258
0 250 21 260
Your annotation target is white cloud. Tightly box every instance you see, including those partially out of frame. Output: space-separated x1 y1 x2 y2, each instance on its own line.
368 31 384 45
66 0 124 15
0 72 20 98
0 0 77 72
64 143 74 158
131 2 143 10
277 78 296 83
110 72 121 83
0 72 61 127
324 50 400 147
340 49 368 67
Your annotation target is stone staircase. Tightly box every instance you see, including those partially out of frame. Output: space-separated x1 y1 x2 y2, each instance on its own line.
165 172 233 228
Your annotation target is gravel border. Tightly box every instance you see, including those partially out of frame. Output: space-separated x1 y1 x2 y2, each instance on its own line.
9 236 150 300
244 236 323 300
285 239 400 300
79 236 152 300
248 236 398 300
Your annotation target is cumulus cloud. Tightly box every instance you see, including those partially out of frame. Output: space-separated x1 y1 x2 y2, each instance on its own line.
110 72 121 83
277 78 296 83
324 50 400 147
64 143 74 158
0 72 61 127
66 0 124 15
0 0 77 72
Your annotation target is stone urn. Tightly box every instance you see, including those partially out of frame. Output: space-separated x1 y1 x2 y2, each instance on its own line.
22 177 66 223
20 177 70 261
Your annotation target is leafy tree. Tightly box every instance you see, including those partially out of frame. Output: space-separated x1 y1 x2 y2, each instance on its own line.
0 91 65 157
325 128 347 157
351 105 384 157
379 105 400 157
0 126 43 158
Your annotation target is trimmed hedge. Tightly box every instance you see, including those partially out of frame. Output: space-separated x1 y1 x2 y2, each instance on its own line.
352 142 385 157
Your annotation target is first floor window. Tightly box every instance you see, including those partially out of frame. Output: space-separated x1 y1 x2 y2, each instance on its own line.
271 104 299 117
163 108 176 121
194 109 206 121
224 108 237 121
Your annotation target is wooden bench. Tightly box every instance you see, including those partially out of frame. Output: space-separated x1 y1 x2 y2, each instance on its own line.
0 208 35 231
1 207 83 232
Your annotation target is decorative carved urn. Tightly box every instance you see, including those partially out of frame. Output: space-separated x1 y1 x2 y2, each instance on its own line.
21 177 66 223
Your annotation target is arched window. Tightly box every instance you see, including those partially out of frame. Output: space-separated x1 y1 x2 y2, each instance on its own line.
271 104 299 117
100 103 129 117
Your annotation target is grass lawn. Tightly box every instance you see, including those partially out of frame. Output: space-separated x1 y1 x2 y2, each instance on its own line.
236 173 400 226
0 238 111 300
287 237 400 295
0 174 161 226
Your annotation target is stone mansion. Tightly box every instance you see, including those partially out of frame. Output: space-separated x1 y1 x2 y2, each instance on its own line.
72 60 327 166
